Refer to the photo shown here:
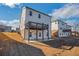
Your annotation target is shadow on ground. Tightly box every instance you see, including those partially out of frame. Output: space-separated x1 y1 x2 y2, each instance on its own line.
0 32 45 56
41 37 79 50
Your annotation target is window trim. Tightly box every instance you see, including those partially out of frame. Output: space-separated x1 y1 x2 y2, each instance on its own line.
38 14 41 18
29 11 32 16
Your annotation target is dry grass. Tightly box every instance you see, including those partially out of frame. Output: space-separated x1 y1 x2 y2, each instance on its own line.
0 32 79 56
0 32 44 56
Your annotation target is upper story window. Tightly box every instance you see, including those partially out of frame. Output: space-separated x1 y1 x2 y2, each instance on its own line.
38 14 41 18
29 11 32 16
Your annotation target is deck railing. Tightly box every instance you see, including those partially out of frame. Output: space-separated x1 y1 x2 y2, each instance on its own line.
25 21 48 30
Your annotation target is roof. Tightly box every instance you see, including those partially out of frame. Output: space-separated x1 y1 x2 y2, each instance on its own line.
52 20 72 27
23 6 51 17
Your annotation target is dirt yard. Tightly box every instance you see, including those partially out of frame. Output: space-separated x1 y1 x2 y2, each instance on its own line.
0 32 79 56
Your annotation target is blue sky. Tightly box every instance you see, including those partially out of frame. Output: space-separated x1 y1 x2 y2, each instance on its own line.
0 3 65 20
0 3 79 29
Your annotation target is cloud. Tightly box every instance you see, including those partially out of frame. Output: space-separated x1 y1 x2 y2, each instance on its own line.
8 19 19 27
0 20 8 25
51 3 79 27
0 19 19 29
48 13 52 16
52 4 79 19
1 3 20 8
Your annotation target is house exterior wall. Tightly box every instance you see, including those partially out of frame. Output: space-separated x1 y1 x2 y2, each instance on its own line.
20 7 26 38
20 7 51 41
16 28 20 32
51 21 58 37
51 20 71 37
58 21 71 37
51 21 58 31
5 26 11 32
0 25 11 32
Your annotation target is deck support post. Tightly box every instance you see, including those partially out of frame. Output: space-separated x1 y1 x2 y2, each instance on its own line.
28 22 30 43
42 23 44 41
36 23 38 40
47 25 49 40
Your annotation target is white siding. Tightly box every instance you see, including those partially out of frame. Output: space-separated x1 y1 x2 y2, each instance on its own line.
20 7 51 40
51 20 71 37
20 7 27 39
58 21 71 37
51 21 58 31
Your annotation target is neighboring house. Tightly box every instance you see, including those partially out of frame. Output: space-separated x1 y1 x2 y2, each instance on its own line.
20 7 51 41
16 28 20 32
11 27 19 32
0 25 11 32
71 25 79 37
51 20 72 37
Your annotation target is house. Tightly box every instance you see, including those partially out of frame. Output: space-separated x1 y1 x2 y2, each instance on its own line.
51 20 72 38
11 27 19 32
71 26 79 37
0 25 11 32
16 28 19 32
20 7 51 41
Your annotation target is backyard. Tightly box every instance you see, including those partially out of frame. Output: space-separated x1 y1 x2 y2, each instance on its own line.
0 32 79 56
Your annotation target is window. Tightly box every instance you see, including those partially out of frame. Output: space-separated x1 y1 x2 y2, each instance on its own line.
62 23 64 25
62 33 63 36
60 33 63 36
60 33 61 35
60 33 62 36
47 32 49 36
38 14 41 18
55 22 57 24
29 32 32 37
29 11 32 16
39 32 41 37
60 27 62 29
